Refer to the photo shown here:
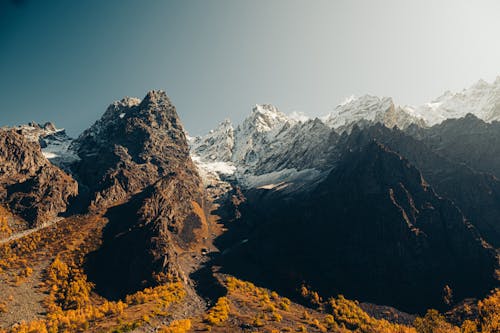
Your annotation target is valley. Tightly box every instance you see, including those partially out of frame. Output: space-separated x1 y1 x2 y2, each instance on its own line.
1 79 500 332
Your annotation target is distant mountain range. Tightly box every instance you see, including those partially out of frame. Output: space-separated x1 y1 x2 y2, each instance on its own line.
1 78 500 331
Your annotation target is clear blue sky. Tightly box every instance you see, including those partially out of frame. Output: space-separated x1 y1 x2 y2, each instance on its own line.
1 0 500 136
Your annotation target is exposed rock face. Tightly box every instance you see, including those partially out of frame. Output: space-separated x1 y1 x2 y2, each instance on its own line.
220 141 499 313
85 169 208 298
79 91 209 298
0 129 78 226
309 142 497 311
73 91 197 210
341 123 500 248
410 114 500 179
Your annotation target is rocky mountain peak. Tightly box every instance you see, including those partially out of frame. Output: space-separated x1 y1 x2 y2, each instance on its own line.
72 90 196 209
414 77 500 125
73 91 210 297
245 104 290 133
190 119 235 163
140 89 171 105
323 95 422 133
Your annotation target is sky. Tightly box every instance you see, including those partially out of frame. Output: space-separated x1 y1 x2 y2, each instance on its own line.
1 0 500 137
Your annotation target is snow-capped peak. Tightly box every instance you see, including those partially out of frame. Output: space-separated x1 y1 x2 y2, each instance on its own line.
324 95 393 125
0 122 80 170
322 95 421 132
243 104 290 133
191 119 235 163
190 75 500 191
412 77 500 125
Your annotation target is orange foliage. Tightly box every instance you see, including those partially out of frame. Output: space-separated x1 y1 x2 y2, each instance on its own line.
204 297 230 326
159 319 192 333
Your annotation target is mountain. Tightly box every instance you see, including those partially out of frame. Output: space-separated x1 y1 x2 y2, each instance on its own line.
2 80 500 332
0 128 77 227
332 123 500 248
218 141 499 313
408 77 500 125
72 91 200 210
323 95 426 133
191 104 337 191
189 77 500 315
191 77 500 193
69 90 211 297
409 114 500 179
8 121 80 172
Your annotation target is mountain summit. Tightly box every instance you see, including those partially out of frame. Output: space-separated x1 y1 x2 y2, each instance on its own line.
73 90 195 209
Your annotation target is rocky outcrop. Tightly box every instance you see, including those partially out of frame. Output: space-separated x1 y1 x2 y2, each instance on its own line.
339 123 500 249
79 91 209 298
72 91 197 210
85 169 208 298
0 129 78 226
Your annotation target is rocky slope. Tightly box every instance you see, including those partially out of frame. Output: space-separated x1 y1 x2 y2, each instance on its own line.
409 114 500 179
344 124 500 248
71 90 210 297
72 91 199 210
219 141 499 313
0 129 78 227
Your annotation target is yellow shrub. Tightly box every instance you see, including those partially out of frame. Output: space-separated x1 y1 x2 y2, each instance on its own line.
205 297 230 326
477 289 500 333
0 212 12 238
159 319 191 333
413 309 459 333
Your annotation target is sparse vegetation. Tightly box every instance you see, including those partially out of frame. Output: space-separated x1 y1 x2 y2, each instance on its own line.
159 319 192 333
414 309 459 333
0 211 499 333
204 297 230 326
0 208 12 239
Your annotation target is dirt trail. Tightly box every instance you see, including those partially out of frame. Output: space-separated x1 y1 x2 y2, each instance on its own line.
0 217 63 244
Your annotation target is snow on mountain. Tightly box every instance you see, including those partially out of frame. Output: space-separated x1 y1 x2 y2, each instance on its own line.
190 119 234 162
323 95 426 133
287 111 309 122
190 104 333 189
408 76 500 125
189 96 433 189
72 97 141 149
231 104 296 169
1 122 79 170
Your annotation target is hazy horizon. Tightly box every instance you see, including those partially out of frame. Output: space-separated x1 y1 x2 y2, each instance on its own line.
1 0 500 137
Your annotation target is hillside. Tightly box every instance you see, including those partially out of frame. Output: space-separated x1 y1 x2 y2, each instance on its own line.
0 84 500 332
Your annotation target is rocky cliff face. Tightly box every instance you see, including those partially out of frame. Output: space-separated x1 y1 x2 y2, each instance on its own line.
72 91 198 210
410 114 500 179
338 123 500 249
0 129 78 226
77 91 209 297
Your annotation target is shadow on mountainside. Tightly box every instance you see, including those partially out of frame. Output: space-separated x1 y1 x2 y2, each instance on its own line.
84 188 158 300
